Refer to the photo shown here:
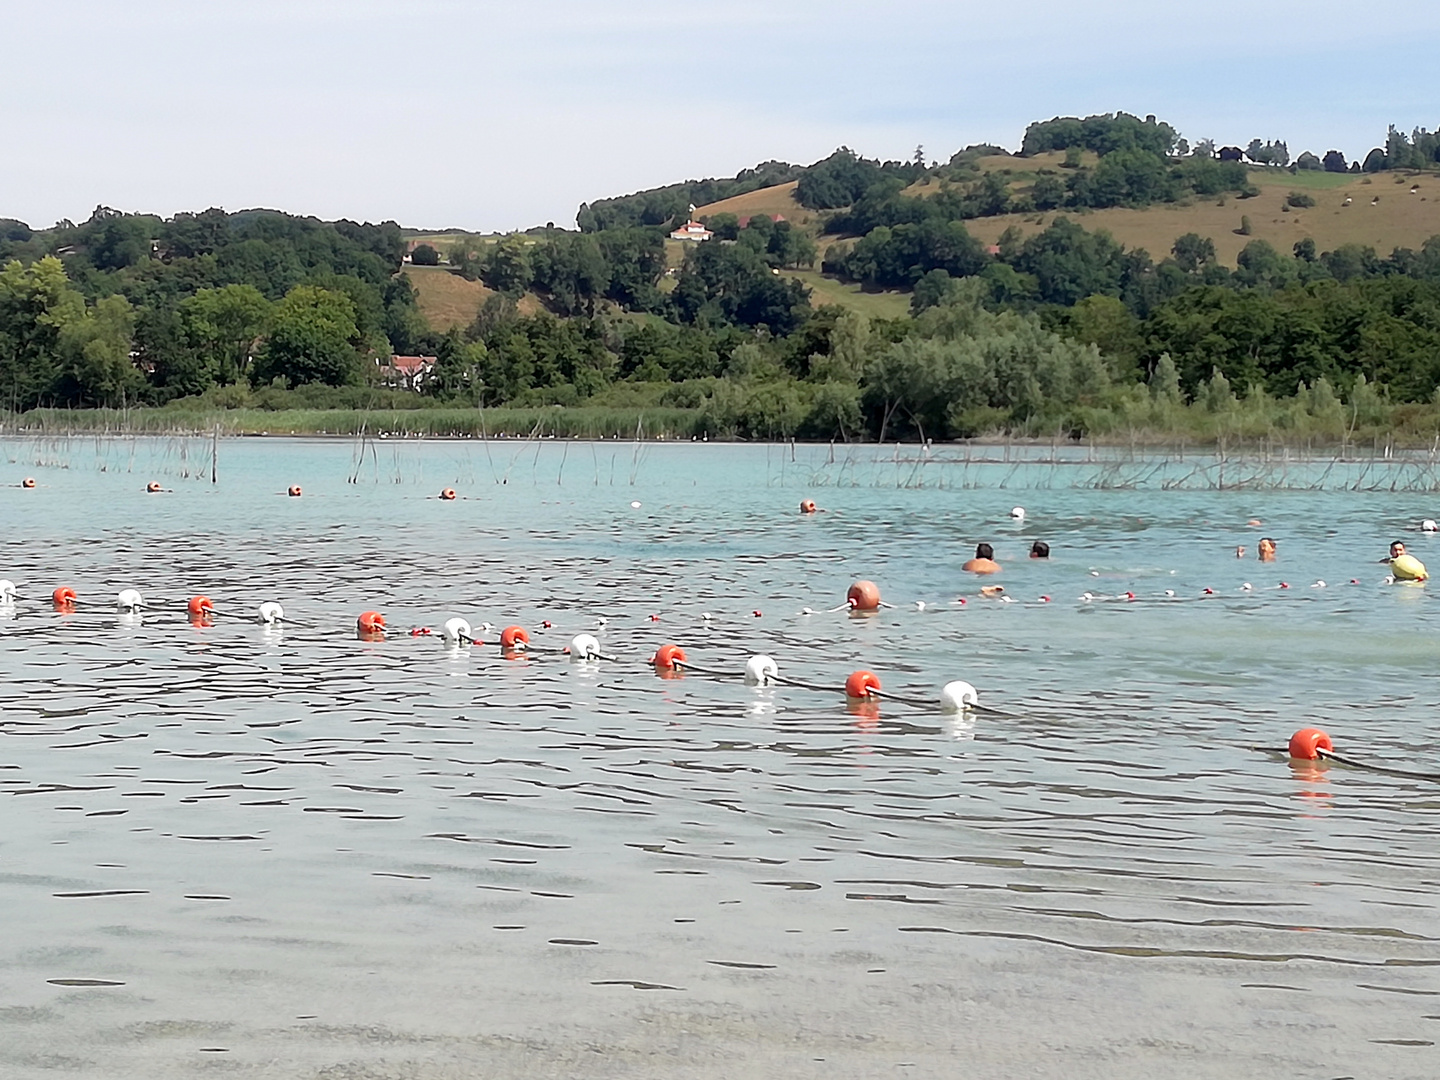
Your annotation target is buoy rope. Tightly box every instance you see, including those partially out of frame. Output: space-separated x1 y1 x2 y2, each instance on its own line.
769 672 835 694
1318 748 1440 782
867 686 939 710
1250 744 1439 782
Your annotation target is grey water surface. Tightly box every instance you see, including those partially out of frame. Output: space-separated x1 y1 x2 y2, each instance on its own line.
1 436 1437 1079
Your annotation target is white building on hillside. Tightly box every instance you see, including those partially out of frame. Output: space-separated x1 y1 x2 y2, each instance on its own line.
669 219 713 242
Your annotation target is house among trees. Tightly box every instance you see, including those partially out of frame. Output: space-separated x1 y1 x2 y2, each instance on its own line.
378 354 437 391
669 219 713 242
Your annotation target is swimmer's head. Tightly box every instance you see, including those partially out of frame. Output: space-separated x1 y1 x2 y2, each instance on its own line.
1258 537 1276 559
1029 540 1049 559
1391 540 1407 559
975 542 994 560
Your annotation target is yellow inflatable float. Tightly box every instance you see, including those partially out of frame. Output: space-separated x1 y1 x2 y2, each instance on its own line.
1391 553 1429 581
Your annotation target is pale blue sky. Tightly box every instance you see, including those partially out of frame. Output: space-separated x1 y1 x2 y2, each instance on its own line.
3 0 1437 231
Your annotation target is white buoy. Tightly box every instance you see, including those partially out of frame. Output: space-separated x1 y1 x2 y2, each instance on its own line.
0 579 14 602
701 612 712 622
1424 519 1438 532
744 655 778 686
1164 590 1176 597
1010 506 1025 519
940 680 979 712
569 633 601 661
442 617 472 644
800 607 813 616
258 601 284 625
1080 592 1094 601
1313 580 1327 588
630 501 642 509
1241 582 1253 591
116 589 144 612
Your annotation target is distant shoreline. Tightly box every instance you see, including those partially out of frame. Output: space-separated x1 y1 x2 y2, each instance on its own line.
3 407 1437 453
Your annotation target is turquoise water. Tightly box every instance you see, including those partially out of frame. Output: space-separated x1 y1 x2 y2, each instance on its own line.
2 436 1438 1079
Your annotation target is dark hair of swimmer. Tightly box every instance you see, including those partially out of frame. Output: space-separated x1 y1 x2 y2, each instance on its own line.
1390 540 1407 558
1030 541 1049 558
975 542 994 560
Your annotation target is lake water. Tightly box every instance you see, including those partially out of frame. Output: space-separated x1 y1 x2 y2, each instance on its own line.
2 436 1438 1079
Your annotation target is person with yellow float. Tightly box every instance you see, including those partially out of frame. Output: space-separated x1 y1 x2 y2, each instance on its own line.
1385 540 1428 581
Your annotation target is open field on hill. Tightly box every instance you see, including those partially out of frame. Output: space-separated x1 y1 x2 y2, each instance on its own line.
694 181 810 226
783 270 909 319
401 265 543 330
961 167 1440 266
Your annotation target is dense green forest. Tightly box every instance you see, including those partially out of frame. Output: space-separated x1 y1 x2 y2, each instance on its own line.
5 111 1440 442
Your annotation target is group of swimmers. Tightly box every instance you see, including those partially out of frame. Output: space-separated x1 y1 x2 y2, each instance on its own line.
963 535 1429 582
961 541 1048 575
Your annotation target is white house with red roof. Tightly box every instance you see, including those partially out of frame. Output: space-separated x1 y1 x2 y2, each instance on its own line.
378 355 437 391
669 219 713 242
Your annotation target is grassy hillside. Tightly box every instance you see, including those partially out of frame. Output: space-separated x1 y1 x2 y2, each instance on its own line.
402 265 544 330
959 165 1440 267
413 154 1440 331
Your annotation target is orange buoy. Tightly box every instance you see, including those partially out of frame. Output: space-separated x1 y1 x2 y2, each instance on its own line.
52 586 77 609
440 488 456 500
146 481 162 493
187 595 214 616
288 485 302 497
800 499 817 514
1288 728 1333 760
357 610 386 636
651 643 688 670
847 580 881 611
21 477 36 488
845 669 881 699
500 625 530 650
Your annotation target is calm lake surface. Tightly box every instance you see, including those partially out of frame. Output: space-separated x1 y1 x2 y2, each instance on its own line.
2 436 1438 1079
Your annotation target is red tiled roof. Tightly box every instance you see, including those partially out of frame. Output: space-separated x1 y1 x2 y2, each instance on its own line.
389 355 437 373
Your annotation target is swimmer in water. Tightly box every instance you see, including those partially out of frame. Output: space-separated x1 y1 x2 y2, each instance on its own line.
1029 540 1049 559
1235 545 1246 558
962 543 1001 574
1386 540 1429 581
1258 537 1276 562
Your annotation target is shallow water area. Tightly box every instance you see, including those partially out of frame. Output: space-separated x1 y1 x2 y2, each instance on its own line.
2 436 1439 1079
